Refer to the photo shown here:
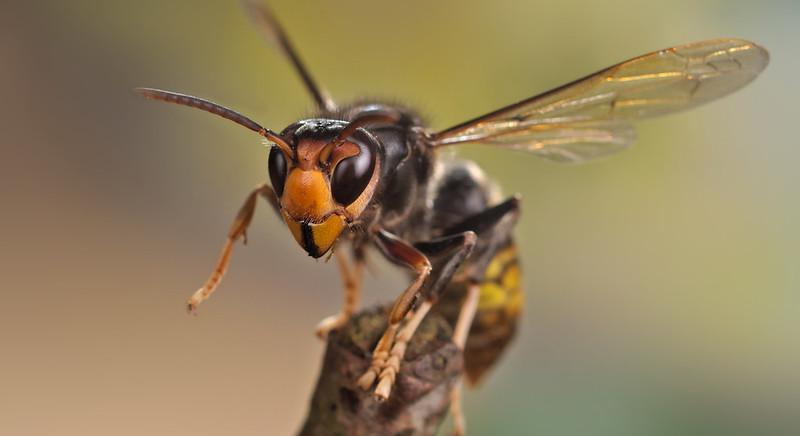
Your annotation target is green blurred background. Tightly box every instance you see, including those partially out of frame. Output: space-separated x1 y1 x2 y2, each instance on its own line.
1 1 797 435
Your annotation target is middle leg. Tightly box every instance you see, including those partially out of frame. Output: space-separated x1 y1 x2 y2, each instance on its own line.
315 249 364 339
357 229 477 400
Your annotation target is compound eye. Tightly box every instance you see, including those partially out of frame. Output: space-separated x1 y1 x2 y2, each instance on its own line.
268 146 288 197
331 144 375 205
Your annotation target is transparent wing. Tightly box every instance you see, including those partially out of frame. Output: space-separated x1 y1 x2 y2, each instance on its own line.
431 39 769 163
477 120 637 163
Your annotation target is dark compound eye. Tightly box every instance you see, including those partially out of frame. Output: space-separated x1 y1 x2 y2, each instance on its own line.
268 146 288 197
332 143 375 205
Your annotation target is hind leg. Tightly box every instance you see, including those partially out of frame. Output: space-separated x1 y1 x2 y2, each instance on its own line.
442 196 521 435
450 282 480 436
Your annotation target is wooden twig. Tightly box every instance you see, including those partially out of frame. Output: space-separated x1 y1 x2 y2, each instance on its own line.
299 306 463 436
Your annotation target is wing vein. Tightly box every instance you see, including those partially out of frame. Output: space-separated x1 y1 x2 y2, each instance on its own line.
430 38 768 164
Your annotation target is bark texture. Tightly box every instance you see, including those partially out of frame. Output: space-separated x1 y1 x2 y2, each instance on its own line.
299 306 463 436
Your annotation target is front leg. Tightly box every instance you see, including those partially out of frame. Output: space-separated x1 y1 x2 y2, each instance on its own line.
357 229 477 400
356 229 432 396
315 249 364 339
186 183 279 314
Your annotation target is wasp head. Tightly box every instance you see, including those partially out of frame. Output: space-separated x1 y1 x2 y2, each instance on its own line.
268 119 381 258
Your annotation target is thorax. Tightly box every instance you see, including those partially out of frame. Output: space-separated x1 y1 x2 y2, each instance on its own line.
324 102 437 242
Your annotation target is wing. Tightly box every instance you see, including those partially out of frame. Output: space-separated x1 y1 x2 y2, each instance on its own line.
430 39 769 163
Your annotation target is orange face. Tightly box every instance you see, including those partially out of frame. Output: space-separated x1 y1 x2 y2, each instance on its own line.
268 121 381 258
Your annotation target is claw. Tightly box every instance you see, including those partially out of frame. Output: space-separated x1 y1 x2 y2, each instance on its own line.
374 375 393 400
356 369 378 390
315 314 347 339
186 287 206 316
355 302 431 400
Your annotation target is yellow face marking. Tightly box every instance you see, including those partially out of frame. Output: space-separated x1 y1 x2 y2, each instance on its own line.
309 214 346 255
281 169 335 221
275 137 379 257
281 209 305 248
281 209 346 257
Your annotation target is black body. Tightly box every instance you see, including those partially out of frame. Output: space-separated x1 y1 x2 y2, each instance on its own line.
316 102 522 382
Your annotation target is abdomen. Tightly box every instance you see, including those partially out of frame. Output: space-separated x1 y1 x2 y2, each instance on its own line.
437 241 523 385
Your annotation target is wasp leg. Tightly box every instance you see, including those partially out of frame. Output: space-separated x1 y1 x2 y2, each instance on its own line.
186 183 279 314
452 283 481 352
449 283 480 436
375 232 478 399
356 230 432 395
373 298 434 399
442 195 520 278
450 379 466 436
441 196 522 435
315 249 364 339
357 230 477 400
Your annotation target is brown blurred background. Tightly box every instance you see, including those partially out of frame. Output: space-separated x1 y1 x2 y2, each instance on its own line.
1 1 798 435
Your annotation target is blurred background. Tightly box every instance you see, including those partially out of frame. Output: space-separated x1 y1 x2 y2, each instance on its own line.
1 0 797 435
